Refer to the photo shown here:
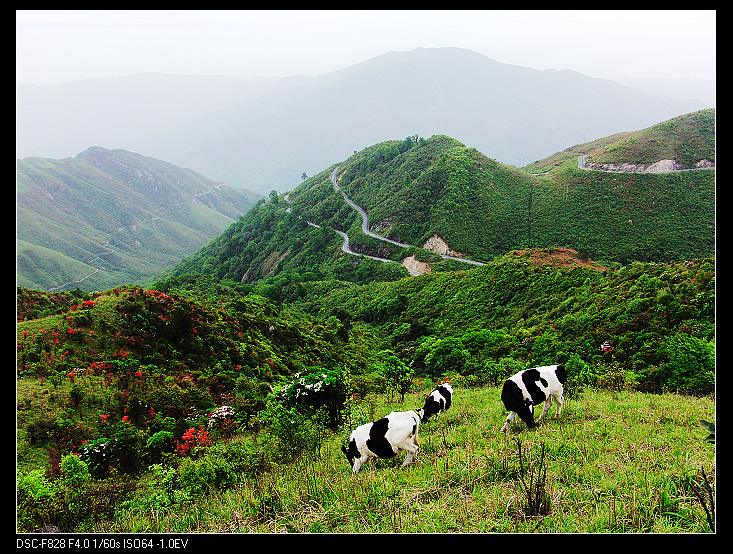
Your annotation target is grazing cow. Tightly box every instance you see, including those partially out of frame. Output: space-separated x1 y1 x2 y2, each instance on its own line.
421 381 453 422
500 364 566 432
341 410 423 474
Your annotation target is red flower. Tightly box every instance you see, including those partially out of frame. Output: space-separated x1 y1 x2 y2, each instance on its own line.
82 300 96 308
70 305 78 311
67 328 76 335
122 415 130 423
99 413 110 422
53 330 60 345
175 426 211 456
135 370 143 379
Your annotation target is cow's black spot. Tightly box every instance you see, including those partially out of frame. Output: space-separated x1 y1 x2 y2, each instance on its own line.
555 364 567 385
521 369 547 405
502 379 536 429
422 394 443 422
437 385 452 410
412 423 417 436
501 380 525 413
343 438 360 467
366 418 397 458
539 377 548 388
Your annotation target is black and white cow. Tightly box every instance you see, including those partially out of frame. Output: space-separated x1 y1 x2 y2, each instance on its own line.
421 382 453 422
341 410 422 474
500 364 566 432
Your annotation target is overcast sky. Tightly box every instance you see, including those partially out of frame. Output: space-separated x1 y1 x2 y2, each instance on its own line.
17 10 716 85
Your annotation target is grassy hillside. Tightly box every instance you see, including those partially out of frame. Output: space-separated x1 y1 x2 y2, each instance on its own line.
17 147 261 291
167 197 410 287
287 252 714 395
526 109 715 172
16 247 715 532
18 376 715 533
530 159 714 263
174 130 713 291
90 385 714 533
587 109 715 166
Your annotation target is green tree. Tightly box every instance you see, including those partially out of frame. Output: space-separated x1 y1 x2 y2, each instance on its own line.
374 349 414 402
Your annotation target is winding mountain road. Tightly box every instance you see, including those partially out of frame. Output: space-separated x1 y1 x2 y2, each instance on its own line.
577 155 715 173
328 167 485 267
283 193 422 275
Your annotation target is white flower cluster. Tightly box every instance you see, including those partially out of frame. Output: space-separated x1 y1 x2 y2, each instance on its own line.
208 405 235 428
81 441 107 459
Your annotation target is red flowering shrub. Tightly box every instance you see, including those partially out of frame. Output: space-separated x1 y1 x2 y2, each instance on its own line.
175 426 211 457
134 370 143 379
122 415 130 424
88 361 112 373
82 300 96 308
99 413 110 423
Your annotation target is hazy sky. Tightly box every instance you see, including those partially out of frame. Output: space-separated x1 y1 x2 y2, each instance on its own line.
17 10 716 85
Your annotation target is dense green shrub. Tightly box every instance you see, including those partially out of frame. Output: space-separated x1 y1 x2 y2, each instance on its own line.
348 371 388 400
421 336 470 376
478 356 526 386
662 334 715 395
275 366 349 429
146 431 175 463
258 399 328 461
59 454 90 489
565 353 598 389
178 452 237 498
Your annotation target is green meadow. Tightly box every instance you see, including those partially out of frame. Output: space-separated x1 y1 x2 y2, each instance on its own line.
88 386 714 533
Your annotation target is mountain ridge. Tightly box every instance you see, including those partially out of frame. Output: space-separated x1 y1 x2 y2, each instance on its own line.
17 147 261 291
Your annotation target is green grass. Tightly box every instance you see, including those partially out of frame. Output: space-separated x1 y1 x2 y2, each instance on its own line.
89 386 715 533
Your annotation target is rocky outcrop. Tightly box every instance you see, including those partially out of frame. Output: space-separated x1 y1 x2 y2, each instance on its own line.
422 235 464 257
349 243 392 259
372 216 396 233
401 256 431 276
584 159 715 173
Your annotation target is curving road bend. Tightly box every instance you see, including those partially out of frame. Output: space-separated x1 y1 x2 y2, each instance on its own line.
330 168 411 248
283 193 416 273
329 167 485 267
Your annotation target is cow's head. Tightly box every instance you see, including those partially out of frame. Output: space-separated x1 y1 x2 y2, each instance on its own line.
414 408 426 422
342 439 360 468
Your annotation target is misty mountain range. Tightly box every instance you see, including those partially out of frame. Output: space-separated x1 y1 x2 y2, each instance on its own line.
17 47 706 194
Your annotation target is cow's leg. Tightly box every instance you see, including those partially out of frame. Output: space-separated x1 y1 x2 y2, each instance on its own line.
538 397 553 422
501 411 517 433
554 394 564 418
352 457 363 474
400 442 419 467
